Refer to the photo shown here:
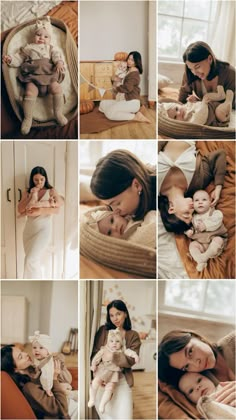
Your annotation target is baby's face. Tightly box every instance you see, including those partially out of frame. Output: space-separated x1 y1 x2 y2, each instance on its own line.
167 105 186 121
98 213 128 238
34 28 51 45
32 341 49 360
179 373 216 404
107 336 122 351
193 190 211 214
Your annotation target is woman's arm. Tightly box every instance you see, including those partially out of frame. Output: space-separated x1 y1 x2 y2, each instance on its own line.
116 72 140 94
49 188 64 208
26 207 60 217
178 73 193 104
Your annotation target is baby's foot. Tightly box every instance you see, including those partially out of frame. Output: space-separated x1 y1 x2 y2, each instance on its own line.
55 114 68 126
196 262 207 272
21 118 32 135
88 398 95 408
46 390 53 397
99 403 105 414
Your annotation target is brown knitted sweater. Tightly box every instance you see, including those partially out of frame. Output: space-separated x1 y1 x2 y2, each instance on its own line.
158 331 236 419
116 70 141 100
178 62 235 109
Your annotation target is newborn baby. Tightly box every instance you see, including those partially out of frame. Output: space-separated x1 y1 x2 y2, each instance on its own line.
90 209 156 249
185 190 228 272
179 372 236 419
163 85 233 127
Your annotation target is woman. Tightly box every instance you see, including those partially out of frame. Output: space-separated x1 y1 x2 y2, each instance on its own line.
18 166 64 279
158 330 235 419
90 149 156 221
99 51 150 123
1 344 78 419
179 42 235 109
91 300 141 419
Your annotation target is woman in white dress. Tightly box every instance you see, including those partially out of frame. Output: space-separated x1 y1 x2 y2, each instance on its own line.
18 166 64 279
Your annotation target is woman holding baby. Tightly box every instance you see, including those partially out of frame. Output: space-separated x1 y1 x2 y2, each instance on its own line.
18 166 64 279
99 51 150 123
158 329 235 419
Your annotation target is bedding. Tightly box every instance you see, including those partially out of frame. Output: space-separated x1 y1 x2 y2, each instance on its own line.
175 141 235 279
158 87 235 139
1 1 78 139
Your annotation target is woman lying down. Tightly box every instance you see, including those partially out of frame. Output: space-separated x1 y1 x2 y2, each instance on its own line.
160 85 234 127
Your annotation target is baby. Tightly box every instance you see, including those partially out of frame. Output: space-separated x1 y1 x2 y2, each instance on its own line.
90 209 156 249
26 187 56 210
2 16 67 135
163 85 234 127
88 329 139 414
112 61 128 101
179 372 236 419
29 331 77 401
185 190 228 272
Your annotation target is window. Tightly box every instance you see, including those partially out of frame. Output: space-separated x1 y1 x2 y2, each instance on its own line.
159 280 235 323
158 0 217 62
80 140 157 169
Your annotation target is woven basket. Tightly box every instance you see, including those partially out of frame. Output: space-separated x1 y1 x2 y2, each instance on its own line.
80 207 156 278
158 110 235 139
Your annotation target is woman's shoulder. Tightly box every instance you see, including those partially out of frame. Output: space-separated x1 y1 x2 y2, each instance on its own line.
218 61 235 78
126 329 140 340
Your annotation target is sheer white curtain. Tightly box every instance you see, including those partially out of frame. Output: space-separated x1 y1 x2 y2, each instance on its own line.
210 1 235 66
80 281 103 420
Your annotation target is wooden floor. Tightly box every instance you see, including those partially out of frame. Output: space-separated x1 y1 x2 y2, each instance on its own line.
133 371 156 420
80 255 144 279
80 107 156 139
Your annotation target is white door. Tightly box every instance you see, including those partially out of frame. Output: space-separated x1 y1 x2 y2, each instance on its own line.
1 142 17 279
14 141 66 279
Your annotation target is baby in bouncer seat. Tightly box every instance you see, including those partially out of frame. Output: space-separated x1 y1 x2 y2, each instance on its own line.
162 85 234 126
2 16 68 135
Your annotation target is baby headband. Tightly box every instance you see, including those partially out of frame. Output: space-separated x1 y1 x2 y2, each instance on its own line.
34 16 52 37
108 328 123 341
88 210 112 232
29 330 52 353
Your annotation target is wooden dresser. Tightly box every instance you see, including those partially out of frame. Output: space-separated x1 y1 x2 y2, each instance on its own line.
80 60 120 101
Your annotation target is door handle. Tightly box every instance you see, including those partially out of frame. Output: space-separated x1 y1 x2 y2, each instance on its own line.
7 188 11 202
18 188 22 202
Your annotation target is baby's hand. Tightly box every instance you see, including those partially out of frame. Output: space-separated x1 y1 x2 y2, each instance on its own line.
187 94 199 103
2 55 12 65
185 229 194 238
91 365 97 372
196 220 206 232
46 389 53 397
56 60 65 73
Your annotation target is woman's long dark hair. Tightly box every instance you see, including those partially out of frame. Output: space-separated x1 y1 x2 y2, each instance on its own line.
127 51 143 74
1 345 31 390
158 194 192 234
183 41 229 83
28 166 53 193
90 149 156 220
105 300 132 331
158 330 218 386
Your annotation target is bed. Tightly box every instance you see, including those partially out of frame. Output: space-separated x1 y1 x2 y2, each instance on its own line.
158 87 235 139
1 1 78 139
158 141 235 280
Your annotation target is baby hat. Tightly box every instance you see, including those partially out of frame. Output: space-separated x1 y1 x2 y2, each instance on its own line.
34 16 52 37
89 210 112 231
29 330 52 353
107 328 123 346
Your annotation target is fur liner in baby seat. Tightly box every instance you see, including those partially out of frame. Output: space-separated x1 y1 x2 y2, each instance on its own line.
158 101 235 139
80 206 156 278
2 17 78 128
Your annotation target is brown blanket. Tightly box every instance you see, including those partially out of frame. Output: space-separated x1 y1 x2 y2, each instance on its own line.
175 141 235 279
1 1 78 139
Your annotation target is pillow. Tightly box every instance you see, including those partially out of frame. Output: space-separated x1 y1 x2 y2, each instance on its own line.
158 74 173 90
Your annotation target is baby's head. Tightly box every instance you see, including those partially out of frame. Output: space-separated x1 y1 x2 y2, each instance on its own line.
118 61 127 72
178 372 216 404
107 329 123 351
193 190 211 214
164 103 186 121
29 331 52 361
34 16 52 45
90 210 128 238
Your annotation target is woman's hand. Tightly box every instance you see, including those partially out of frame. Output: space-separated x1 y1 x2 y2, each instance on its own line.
53 359 61 380
210 185 222 207
2 55 12 64
214 381 236 407
26 208 42 217
187 94 199 103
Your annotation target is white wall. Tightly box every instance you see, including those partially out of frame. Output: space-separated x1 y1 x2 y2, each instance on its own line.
80 1 149 94
1 281 78 352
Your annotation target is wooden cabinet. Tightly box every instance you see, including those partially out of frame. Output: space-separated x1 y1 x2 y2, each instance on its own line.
80 61 120 101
